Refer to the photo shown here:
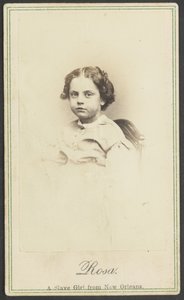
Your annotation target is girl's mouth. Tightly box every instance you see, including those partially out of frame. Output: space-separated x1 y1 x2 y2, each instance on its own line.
76 108 87 112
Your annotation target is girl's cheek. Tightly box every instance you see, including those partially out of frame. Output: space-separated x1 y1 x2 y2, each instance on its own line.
69 98 74 105
69 100 74 108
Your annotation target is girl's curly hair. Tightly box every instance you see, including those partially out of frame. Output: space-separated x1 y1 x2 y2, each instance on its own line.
60 66 115 110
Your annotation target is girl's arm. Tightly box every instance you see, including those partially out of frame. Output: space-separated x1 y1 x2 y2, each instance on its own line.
106 141 139 181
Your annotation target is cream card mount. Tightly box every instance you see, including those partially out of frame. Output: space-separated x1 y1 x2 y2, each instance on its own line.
4 2 180 296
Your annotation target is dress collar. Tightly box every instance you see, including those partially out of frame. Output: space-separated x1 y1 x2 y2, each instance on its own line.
77 114 107 129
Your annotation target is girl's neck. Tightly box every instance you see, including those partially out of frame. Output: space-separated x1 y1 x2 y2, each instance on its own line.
78 115 106 128
79 113 102 124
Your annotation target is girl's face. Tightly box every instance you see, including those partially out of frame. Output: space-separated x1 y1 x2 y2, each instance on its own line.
69 76 105 123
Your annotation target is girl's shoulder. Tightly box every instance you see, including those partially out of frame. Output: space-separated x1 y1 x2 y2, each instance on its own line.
99 115 133 150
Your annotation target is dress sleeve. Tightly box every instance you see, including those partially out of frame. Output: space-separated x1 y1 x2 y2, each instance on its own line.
106 140 136 167
105 141 140 200
106 139 139 180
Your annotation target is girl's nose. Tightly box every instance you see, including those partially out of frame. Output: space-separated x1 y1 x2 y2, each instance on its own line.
77 96 84 105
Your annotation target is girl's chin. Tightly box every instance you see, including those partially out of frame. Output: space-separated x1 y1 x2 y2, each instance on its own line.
73 111 100 123
73 110 88 117
75 113 89 120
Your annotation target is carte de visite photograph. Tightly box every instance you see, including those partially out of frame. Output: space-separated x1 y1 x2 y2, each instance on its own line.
4 2 180 296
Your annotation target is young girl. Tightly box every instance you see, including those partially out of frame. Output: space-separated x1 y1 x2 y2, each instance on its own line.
59 66 140 169
48 66 142 251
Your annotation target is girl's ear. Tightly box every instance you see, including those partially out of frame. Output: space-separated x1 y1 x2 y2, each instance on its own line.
100 98 105 106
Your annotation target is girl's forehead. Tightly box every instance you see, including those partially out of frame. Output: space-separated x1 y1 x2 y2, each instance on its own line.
70 76 98 91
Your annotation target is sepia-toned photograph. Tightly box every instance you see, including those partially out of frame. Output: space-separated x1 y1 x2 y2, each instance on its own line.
4 2 179 296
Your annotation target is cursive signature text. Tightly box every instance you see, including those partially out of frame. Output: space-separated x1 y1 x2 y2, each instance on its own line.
76 260 118 275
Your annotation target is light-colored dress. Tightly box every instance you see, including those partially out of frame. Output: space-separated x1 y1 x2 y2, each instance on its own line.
44 115 140 251
58 114 134 166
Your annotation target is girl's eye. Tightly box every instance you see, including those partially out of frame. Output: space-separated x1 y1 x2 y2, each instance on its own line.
70 91 78 98
85 91 94 98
